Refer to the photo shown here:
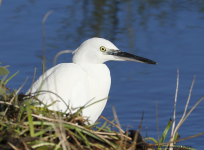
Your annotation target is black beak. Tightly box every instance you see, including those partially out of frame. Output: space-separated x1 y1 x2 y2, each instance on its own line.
108 50 157 65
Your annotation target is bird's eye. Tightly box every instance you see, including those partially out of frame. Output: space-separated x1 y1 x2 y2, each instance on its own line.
100 46 106 52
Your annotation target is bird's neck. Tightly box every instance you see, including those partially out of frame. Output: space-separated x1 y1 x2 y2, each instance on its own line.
75 62 108 77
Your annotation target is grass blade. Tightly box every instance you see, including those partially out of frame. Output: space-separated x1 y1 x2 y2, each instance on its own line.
25 101 35 137
159 119 172 144
144 137 158 144
76 128 90 148
4 71 19 85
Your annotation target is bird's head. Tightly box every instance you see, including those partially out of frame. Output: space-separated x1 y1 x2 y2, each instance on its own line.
73 37 157 65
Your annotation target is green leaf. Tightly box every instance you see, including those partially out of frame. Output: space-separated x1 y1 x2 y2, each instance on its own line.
76 128 90 148
1 74 8 84
4 71 19 85
0 85 6 95
97 121 107 132
0 66 9 76
159 119 172 144
34 126 53 137
173 132 178 142
144 137 158 144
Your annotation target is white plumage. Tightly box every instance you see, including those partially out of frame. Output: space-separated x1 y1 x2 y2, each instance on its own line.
26 37 156 124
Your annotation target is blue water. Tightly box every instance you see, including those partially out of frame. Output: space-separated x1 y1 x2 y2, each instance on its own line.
1 0 204 149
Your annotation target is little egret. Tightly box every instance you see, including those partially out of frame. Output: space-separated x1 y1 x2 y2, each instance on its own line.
26 37 157 124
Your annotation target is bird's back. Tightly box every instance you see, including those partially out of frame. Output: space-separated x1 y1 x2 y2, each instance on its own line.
26 63 91 114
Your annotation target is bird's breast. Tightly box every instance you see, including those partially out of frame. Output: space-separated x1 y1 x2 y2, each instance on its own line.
84 64 111 102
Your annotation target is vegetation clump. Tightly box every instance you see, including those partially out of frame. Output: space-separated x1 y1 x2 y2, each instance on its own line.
0 64 201 150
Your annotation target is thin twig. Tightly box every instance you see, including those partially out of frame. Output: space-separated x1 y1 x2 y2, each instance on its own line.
171 69 179 136
180 76 196 122
94 132 131 140
20 137 29 150
112 106 124 149
29 90 68 108
53 50 74 66
0 122 28 131
7 142 19 150
124 127 129 148
155 131 204 147
172 77 196 137
54 134 70 150
3 77 28 116
59 114 70 150
139 111 144 134
156 99 159 142
0 101 19 108
100 116 125 133
169 69 179 150
42 10 53 71
89 143 104 150
96 134 117 149
67 129 83 149
175 132 204 143
173 96 204 136
30 67 36 94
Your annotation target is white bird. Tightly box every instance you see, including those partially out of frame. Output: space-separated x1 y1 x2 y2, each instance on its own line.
26 37 157 124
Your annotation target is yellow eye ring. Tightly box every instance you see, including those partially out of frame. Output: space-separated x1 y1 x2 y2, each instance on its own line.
100 46 106 52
